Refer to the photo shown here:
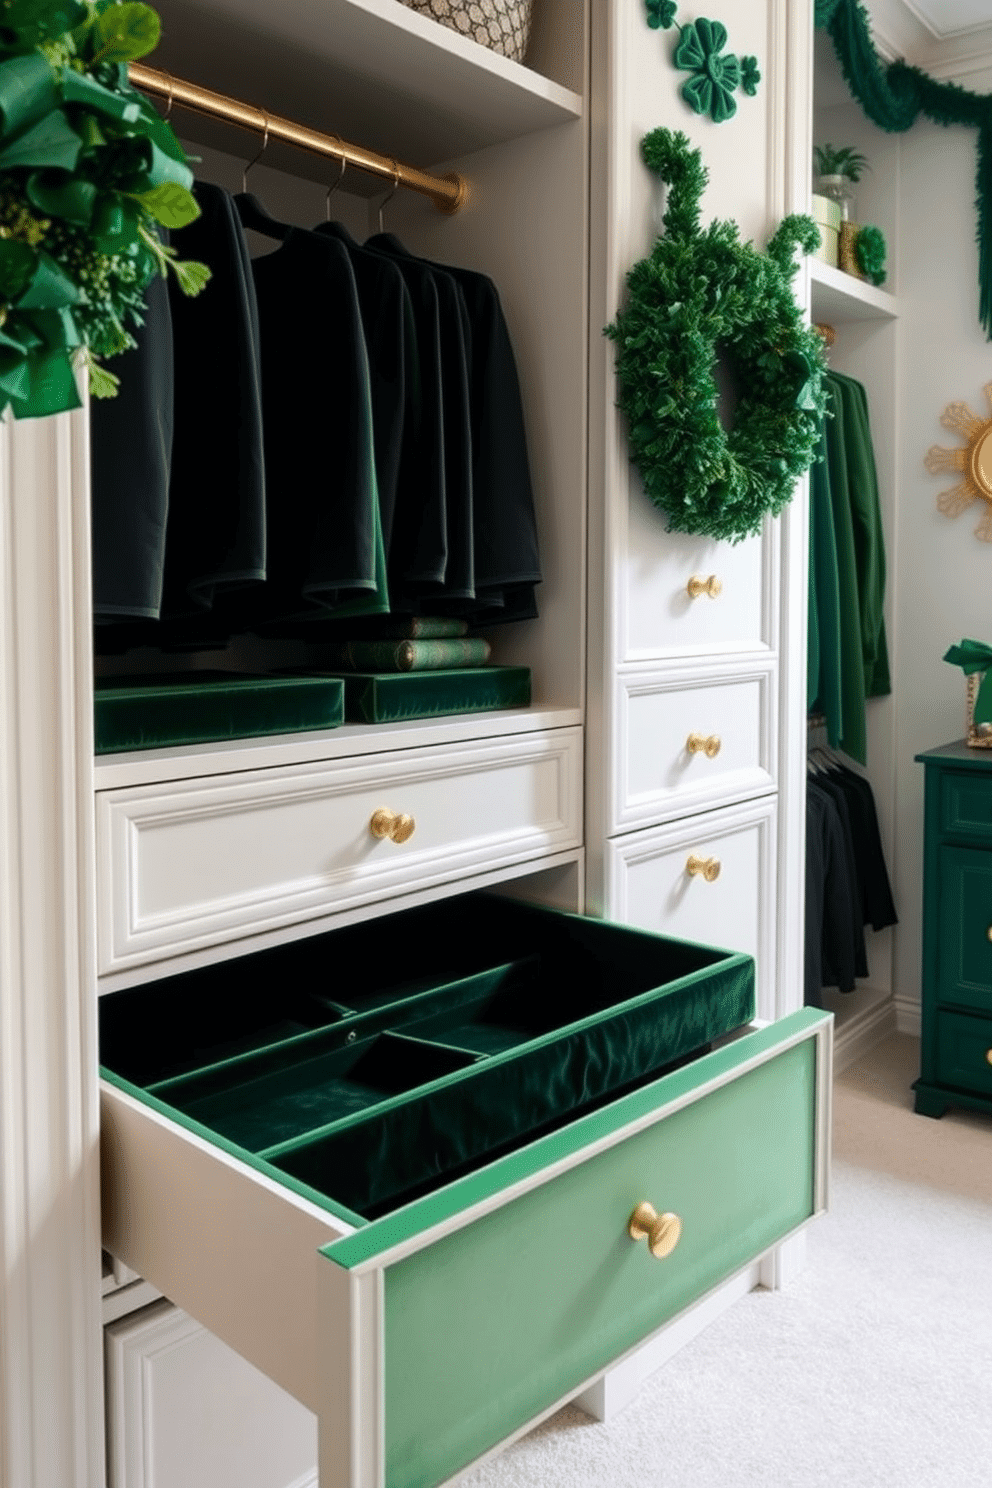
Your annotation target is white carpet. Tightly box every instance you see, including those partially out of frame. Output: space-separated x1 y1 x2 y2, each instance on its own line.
461 1037 992 1488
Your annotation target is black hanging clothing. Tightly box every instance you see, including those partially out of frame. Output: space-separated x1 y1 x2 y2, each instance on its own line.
247 227 387 620
825 763 898 932
355 234 449 598
813 771 869 981
313 221 417 560
421 254 541 622
90 261 173 622
364 232 476 606
806 779 860 1002
162 182 267 618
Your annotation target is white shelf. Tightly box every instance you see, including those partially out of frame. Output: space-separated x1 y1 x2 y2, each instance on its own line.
152 0 583 171
810 258 899 324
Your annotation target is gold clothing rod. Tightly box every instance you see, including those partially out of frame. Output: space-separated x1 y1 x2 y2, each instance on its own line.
128 63 467 214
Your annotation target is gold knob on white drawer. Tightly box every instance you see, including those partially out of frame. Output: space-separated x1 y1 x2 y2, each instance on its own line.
628 1202 682 1259
686 854 721 883
687 574 723 600
370 808 416 844
687 733 722 758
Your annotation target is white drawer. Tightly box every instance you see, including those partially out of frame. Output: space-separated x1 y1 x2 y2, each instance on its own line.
615 662 776 831
105 1301 317 1488
621 508 776 660
606 797 777 1019
96 728 582 976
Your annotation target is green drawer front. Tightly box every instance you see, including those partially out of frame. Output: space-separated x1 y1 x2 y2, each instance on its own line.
937 1009 992 1096
382 1036 817 1488
937 845 992 1012
940 772 992 841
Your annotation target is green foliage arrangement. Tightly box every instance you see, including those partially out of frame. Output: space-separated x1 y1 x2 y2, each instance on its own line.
855 223 886 286
605 129 827 545
812 142 870 182
816 0 992 337
0 0 209 419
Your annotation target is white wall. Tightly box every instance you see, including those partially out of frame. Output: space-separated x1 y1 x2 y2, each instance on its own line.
893 88 992 1027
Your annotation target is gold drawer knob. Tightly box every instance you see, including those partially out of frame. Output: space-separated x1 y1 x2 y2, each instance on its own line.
686 854 721 882
687 574 723 600
628 1201 682 1259
686 732 722 758
986 1048 992 1067
370 807 416 844
987 925 992 943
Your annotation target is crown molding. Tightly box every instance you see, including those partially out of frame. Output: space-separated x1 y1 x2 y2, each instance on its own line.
863 0 992 79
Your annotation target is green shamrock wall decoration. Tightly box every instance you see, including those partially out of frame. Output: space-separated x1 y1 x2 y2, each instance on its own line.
645 0 678 28
675 19 740 122
740 55 761 97
642 5 762 119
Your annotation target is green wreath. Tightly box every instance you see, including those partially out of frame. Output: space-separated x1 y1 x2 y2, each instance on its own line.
606 129 827 543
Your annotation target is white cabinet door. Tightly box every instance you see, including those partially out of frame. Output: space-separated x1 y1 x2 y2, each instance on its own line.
105 1301 316 1488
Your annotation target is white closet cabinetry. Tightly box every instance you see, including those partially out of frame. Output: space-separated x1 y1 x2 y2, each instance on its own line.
586 0 812 1037
85 5 830 1488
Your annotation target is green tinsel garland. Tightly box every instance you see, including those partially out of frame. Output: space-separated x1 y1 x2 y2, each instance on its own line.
605 129 826 545
816 0 992 337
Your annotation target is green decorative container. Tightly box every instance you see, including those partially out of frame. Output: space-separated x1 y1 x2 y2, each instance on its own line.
94 672 345 754
337 665 531 724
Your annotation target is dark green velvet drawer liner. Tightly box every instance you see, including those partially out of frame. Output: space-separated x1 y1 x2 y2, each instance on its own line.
94 672 345 753
99 894 755 1222
334 666 531 724
147 961 532 1116
271 952 753 1217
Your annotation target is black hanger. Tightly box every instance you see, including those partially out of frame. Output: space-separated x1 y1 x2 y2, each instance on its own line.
234 191 291 241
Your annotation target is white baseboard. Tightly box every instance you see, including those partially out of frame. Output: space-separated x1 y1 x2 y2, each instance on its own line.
894 991 921 1037
826 989 897 1072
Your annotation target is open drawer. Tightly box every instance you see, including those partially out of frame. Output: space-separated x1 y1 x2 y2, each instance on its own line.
100 895 832 1488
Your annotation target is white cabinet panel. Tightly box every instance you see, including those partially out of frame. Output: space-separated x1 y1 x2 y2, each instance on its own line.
606 797 777 1019
96 728 582 975
105 1300 316 1488
615 662 776 832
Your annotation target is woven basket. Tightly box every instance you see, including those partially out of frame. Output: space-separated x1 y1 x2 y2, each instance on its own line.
839 221 867 281
966 672 992 748
398 0 533 63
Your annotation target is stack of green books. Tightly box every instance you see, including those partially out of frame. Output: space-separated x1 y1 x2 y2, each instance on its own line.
314 618 531 724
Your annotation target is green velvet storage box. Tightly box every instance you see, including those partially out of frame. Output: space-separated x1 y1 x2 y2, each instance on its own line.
99 893 755 1223
94 672 345 753
328 666 531 724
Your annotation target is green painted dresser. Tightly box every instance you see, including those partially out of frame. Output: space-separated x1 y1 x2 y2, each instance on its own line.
915 740 992 1118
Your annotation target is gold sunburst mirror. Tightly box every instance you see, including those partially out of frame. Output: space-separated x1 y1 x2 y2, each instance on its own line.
926 383 992 542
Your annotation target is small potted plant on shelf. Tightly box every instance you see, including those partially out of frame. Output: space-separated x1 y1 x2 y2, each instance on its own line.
812 143 870 220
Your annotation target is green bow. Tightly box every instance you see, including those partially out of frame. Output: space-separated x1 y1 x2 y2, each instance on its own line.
944 639 992 723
